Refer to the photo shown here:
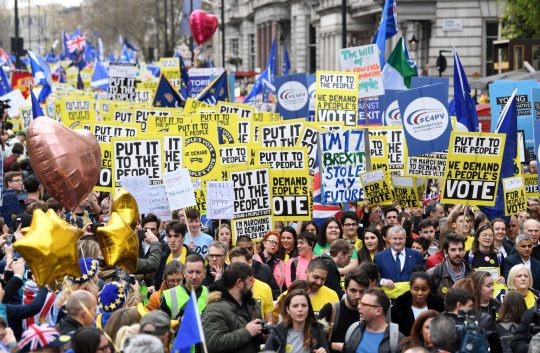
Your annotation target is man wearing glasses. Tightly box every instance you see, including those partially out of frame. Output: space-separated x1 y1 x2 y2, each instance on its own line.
1 172 24 230
343 288 402 353
203 241 228 286
160 253 208 319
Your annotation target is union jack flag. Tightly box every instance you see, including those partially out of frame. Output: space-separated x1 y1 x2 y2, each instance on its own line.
18 324 60 352
65 33 87 53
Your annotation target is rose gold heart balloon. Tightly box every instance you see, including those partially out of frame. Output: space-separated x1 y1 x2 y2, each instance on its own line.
190 10 218 45
27 117 101 211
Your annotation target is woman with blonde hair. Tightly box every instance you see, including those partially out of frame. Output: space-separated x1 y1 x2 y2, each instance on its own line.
505 264 538 308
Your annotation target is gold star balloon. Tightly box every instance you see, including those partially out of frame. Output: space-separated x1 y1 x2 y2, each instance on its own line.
111 189 139 231
14 209 83 287
97 212 139 273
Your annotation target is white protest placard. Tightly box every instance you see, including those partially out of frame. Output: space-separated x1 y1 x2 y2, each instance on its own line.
108 64 138 101
148 184 172 221
339 44 384 98
206 181 234 219
163 168 197 211
121 175 150 214
1 90 27 118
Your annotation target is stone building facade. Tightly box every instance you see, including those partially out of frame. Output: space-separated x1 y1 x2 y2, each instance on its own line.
214 0 505 82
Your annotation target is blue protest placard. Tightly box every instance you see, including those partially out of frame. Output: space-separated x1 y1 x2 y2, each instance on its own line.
380 89 403 126
396 83 451 156
411 77 449 94
490 80 540 161
275 73 310 120
187 68 225 98
358 97 382 126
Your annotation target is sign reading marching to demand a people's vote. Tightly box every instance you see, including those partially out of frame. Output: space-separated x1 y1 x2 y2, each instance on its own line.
359 169 393 206
315 71 358 126
392 176 425 209
442 132 506 206
298 123 323 176
256 147 311 221
319 129 366 204
108 64 138 101
503 176 526 216
396 83 451 156
339 44 384 98
275 74 310 120
229 165 273 243
406 152 447 178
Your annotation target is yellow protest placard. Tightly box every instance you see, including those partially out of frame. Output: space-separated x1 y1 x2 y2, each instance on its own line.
159 57 181 89
18 107 32 131
59 96 96 129
256 147 311 221
184 98 218 114
503 176 527 216
315 71 358 126
360 169 393 206
229 165 273 243
370 135 389 179
392 176 423 209
442 132 506 206
369 126 408 176
133 107 174 132
146 115 192 133
523 173 539 197
192 113 239 144
258 119 305 148
217 101 254 117
96 142 113 192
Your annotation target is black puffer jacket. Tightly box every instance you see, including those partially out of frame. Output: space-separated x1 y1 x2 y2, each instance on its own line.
264 321 329 353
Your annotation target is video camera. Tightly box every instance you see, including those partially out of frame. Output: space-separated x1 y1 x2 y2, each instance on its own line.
455 310 489 353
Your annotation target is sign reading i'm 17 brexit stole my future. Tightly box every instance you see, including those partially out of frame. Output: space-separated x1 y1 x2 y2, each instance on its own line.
318 129 366 204
315 71 358 126
396 83 451 157
442 132 506 206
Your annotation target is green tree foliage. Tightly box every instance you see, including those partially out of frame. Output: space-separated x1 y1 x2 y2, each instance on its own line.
501 0 540 38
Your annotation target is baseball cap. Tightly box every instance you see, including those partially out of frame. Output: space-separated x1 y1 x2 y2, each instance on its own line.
18 324 71 353
139 310 171 335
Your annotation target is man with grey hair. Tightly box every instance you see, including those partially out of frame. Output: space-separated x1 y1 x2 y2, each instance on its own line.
57 290 98 334
502 234 540 290
203 241 228 286
124 334 164 353
429 314 456 352
523 218 540 261
375 225 423 289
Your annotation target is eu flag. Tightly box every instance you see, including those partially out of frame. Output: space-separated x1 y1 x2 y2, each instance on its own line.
452 49 479 132
478 89 518 220
30 88 44 119
195 71 229 105
153 74 186 108
171 291 205 353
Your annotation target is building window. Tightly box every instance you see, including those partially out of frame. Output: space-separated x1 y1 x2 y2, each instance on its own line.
231 38 239 57
485 21 499 76
249 34 255 71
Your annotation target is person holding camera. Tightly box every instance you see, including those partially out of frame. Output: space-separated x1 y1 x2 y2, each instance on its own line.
265 289 328 353
202 262 263 353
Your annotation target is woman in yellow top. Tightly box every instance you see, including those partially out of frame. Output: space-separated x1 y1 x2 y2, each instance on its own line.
505 264 538 308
